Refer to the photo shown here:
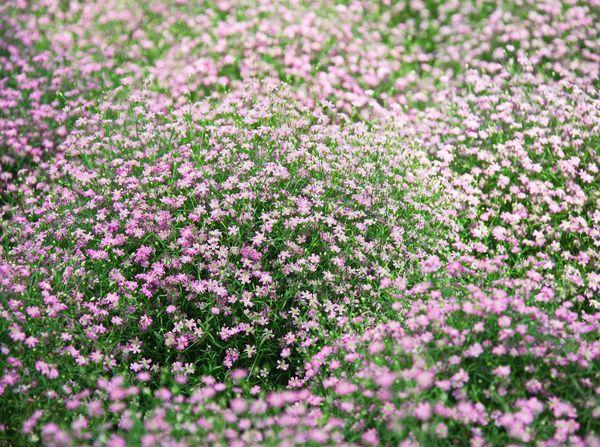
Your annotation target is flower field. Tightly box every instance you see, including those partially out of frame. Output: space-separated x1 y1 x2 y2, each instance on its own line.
0 1 598 445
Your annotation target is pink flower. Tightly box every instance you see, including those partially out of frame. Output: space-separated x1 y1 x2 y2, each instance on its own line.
498 316 512 328
107 435 127 447
362 429 379 446
435 422 448 438
369 341 384 354
466 343 484 358
230 398 247 414
421 255 442 273
493 366 511 378
134 245 153 267
415 402 431 421
415 371 435 389
334 381 357 396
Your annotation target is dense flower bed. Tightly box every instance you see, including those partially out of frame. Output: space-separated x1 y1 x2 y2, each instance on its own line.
13 278 600 446
1 85 454 441
0 0 598 445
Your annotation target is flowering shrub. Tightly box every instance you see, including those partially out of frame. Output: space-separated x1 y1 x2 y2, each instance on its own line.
303 282 599 446
401 71 600 309
0 84 453 440
11 278 598 446
0 0 598 445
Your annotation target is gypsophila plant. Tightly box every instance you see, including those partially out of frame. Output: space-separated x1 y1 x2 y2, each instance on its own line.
0 0 598 445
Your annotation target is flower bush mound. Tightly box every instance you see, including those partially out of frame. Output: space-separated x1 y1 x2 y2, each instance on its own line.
0 0 598 446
